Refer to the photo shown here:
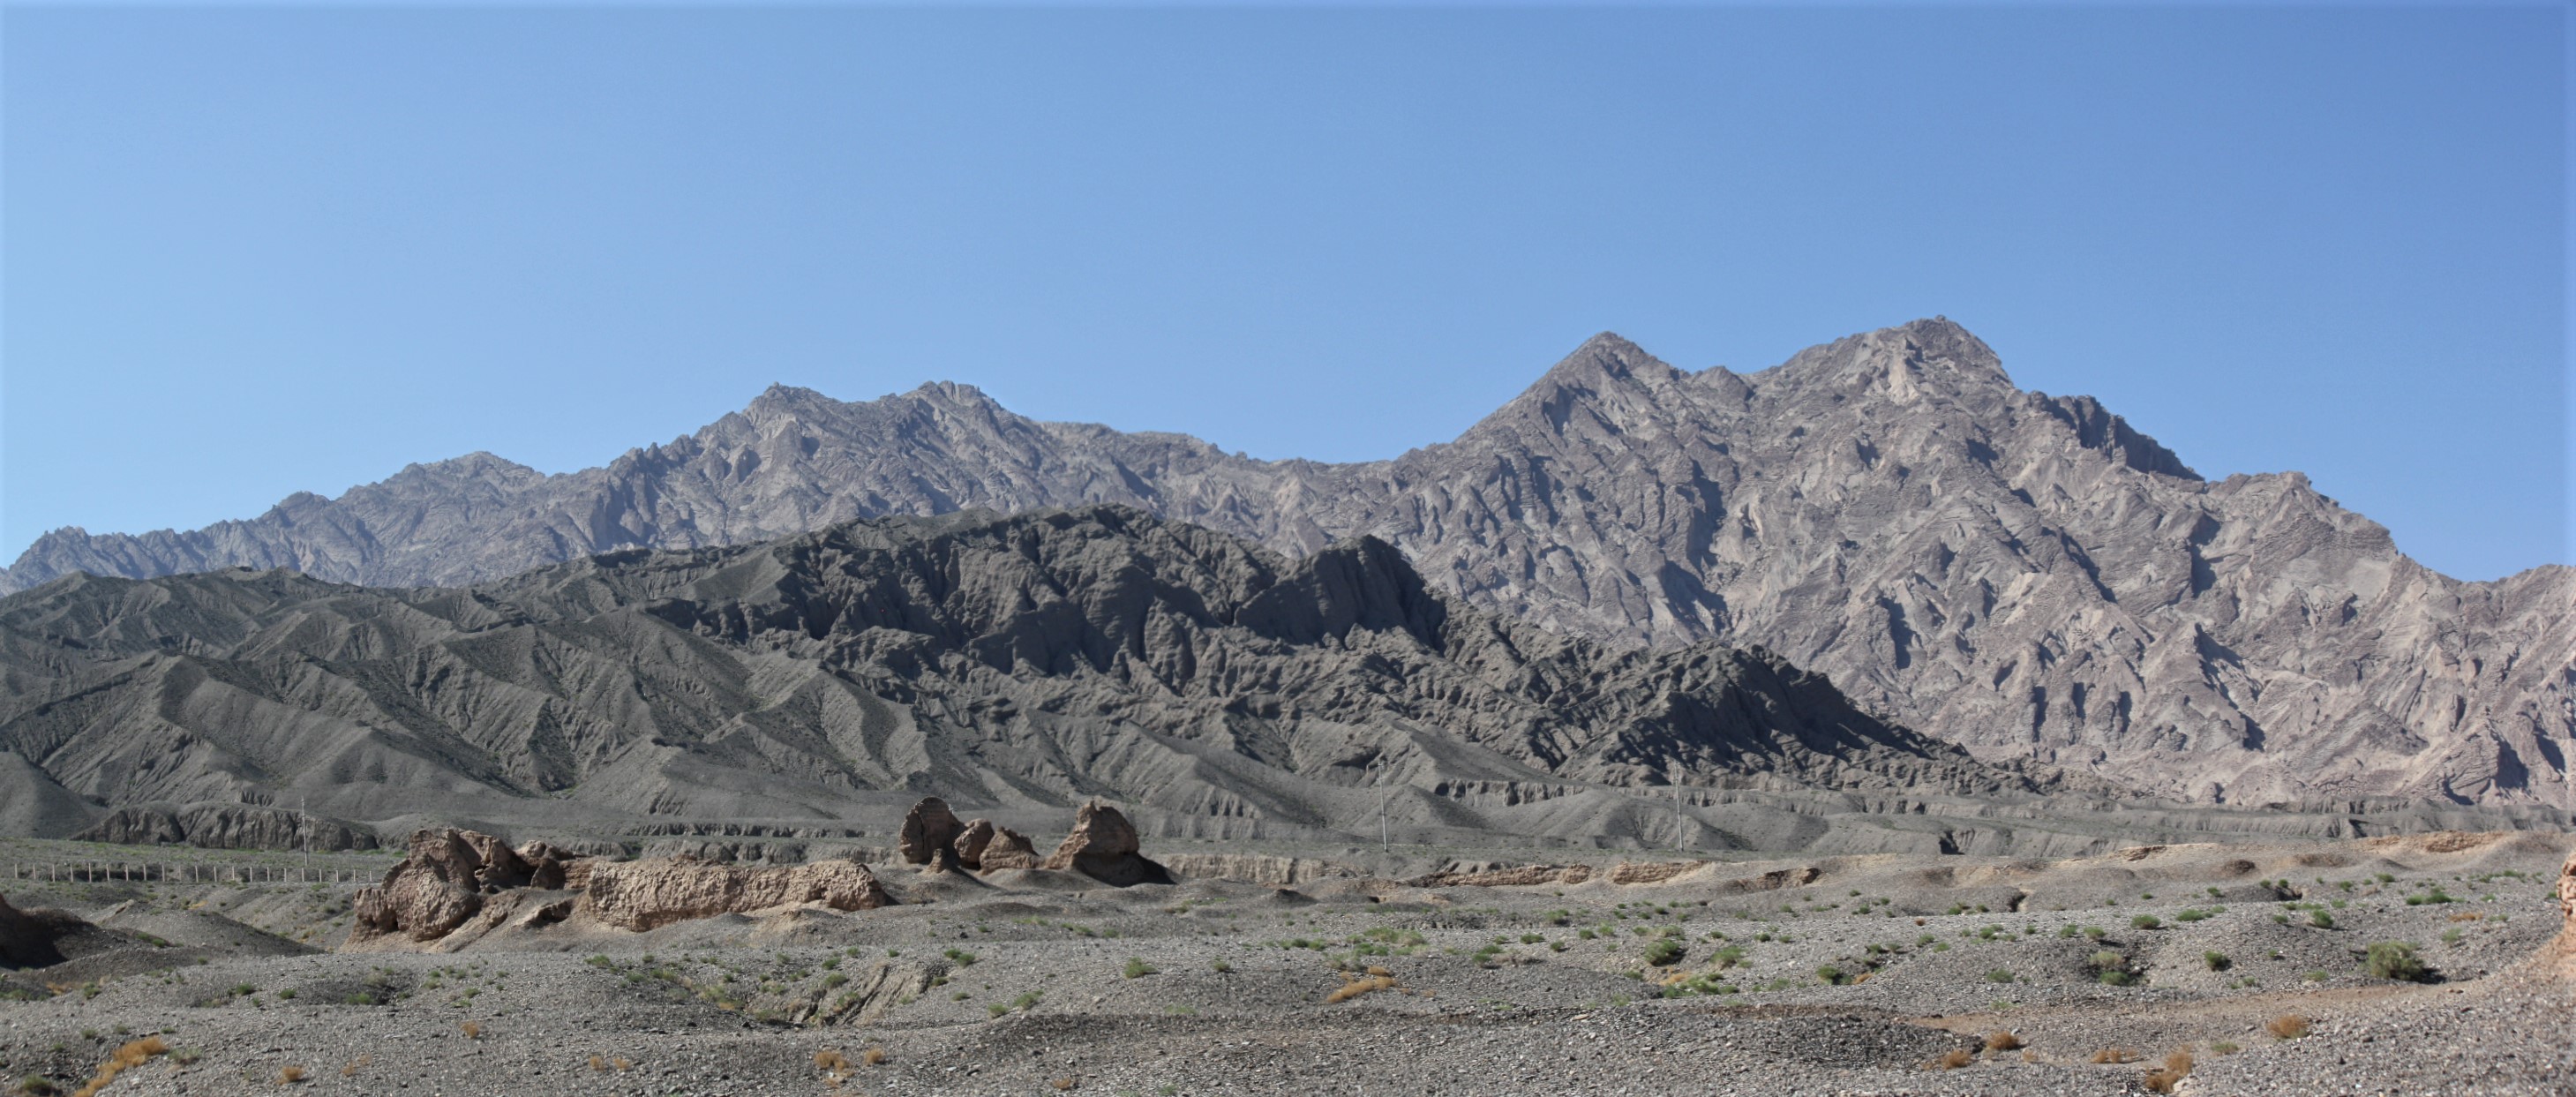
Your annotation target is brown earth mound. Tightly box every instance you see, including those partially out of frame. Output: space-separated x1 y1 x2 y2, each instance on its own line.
954 818 996 869
1040 801 1170 886
0 892 87 969
977 827 1040 872
898 798 964 867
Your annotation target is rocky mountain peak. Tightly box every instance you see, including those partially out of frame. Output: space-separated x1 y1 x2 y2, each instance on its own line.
742 382 834 418
1762 316 2015 404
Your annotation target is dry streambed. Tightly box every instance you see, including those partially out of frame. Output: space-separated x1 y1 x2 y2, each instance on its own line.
1 824 2570 1096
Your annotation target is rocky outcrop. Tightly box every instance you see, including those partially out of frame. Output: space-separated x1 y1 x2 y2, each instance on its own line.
1158 853 1357 887
898 799 964 868
346 828 892 947
74 804 379 852
1040 801 1170 887
976 827 1040 872
1608 860 1710 885
9 320 2567 809
349 829 582 945
581 856 892 931
1408 865 1594 889
953 819 995 870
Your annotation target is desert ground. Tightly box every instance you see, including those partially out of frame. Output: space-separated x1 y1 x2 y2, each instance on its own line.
3 822 2571 1097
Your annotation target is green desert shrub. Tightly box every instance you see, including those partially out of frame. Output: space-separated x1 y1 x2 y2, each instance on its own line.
2364 943 2429 982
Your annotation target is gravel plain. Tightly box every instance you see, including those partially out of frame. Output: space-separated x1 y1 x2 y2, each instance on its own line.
4 830 2570 1096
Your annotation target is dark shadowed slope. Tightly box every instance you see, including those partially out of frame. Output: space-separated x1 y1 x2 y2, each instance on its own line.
3 507 2113 850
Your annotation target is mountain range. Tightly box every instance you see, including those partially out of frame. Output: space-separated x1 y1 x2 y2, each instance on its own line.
2 506 2158 853
7 319 2570 811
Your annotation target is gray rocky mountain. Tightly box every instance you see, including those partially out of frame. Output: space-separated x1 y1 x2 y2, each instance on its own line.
8 320 2568 808
0 507 2139 852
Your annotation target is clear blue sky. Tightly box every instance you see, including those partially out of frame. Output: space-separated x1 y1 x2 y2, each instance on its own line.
4 4 2565 582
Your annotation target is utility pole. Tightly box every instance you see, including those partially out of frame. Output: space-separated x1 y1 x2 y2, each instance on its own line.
1369 755 1393 853
1668 764 1686 853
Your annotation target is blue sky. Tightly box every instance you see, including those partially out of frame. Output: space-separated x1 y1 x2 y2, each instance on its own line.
3 4 2565 582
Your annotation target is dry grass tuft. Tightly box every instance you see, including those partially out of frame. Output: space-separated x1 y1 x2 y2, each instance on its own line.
458 1022 481 1041
1984 1031 2023 1052
1930 1048 1975 1071
612 1057 634 1072
69 1036 171 1097
340 1056 370 1078
276 1066 306 1086
1049 1078 1078 1091
108 1040 166 1071
2265 1014 2310 1041
2142 1050 2196 1093
589 1056 608 1072
860 1048 890 1066
815 1050 852 1072
1325 974 1398 1003
2088 1048 2137 1064
2020 1048 2039 1063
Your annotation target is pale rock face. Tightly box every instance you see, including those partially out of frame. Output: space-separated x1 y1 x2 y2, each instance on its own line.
578 857 891 931
897 798 964 866
6 319 2566 807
